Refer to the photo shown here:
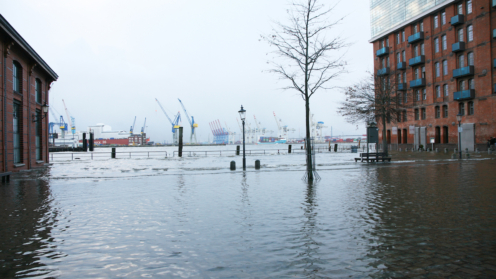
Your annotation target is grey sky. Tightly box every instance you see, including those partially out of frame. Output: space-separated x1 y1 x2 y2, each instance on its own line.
2 0 372 143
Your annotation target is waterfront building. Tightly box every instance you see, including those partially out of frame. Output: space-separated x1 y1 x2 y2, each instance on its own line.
0 15 58 174
370 0 496 151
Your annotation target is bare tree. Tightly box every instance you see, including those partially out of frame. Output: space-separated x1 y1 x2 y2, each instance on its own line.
262 0 347 180
338 72 409 156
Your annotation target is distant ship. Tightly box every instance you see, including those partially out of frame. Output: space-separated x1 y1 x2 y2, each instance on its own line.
258 136 287 144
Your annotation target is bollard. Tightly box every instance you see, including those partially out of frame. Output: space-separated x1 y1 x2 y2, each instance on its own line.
178 127 183 157
82 132 88 152
334 144 338 152
89 132 94 152
111 147 116 159
465 153 470 159
255 159 260 170
288 145 292 154
451 153 457 159
230 161 236 170
236 145 240 155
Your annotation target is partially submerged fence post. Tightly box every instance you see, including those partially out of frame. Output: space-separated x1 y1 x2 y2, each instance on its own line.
334 144 338 152
178 127 183 158
236 145 240 155
89 132 94 152
288 145 292 154
82 133 87 152
111 148 116 159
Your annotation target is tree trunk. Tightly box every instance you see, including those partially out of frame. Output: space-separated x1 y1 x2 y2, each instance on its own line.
382 116 388 156
305 97 313 180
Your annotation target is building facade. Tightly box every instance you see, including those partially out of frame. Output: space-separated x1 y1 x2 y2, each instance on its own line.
0 15 58 174
370 0 496 151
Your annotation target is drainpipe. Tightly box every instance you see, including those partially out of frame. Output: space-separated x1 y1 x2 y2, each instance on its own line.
3 47 8 173
27 66 32 169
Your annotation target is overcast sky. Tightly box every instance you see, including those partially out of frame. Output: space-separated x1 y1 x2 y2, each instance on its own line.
2 0 372 143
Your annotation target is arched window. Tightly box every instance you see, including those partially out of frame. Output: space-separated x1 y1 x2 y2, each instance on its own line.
421 108 426 119
415 68 420 79
443 60 448 75
13 61 22 93
459 80 466 91
435 38 439 53
435 106 440 118
386 56 390 67
35 78 42 103
415 109 419 120
468 101 474 115
422 88 426 100
458 54 465 68
416 90 420 101
420 43 425 55
467 0 472 14
443 84 449 96
469 79 474 90
435 62 440 77
459 102 465 115
468 52 474 66
458 28 464 42
457 3 463 15
467 25 473 42
442 35 447 50
403 110 407 122
397 74 401 84
436 85 441 98
414 45 419 56
397 52 401 63
402 50 405 61
443 105 448 118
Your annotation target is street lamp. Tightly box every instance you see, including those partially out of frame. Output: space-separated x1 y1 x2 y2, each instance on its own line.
32 102 49 122
238 105 246 170
456 113 462 159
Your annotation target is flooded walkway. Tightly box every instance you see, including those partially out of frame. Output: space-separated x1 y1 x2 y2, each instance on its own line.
1 150 495 278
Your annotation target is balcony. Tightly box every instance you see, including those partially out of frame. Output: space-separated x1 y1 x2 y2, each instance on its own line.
376 47 388 57
452 42 465 53
377 67 390 76
410 78 426 88
453 66 474 78
397 62 406 70
451 14 465 26
397 83 407 91
408 32 424 44
454 89 475 101
409 55 425 66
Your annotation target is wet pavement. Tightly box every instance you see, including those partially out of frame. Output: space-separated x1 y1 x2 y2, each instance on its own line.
1 147 495 278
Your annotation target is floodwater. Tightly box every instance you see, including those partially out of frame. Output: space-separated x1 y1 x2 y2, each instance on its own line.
1 146 496 278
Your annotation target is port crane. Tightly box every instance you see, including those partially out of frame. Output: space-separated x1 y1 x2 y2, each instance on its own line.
273 112 294 139
49 107 67 139
130 116 137 134
141 118 147 134
178 99 198 143
155 98 181 145
62 99 75 139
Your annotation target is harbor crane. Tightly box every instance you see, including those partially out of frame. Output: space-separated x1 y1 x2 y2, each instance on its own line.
49 107 68 139
130 116 137 135
62 99 75 139
178 99 198 143
155 98 181 145
273 112 294 139
141 118 147 134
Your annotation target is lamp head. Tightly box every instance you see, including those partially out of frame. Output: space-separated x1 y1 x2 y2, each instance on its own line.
42 102 49 113
238 105 246 121
456 113 462 122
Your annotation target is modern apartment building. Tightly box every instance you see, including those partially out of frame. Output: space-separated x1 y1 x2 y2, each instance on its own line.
0 14 58 175
370 0 496 151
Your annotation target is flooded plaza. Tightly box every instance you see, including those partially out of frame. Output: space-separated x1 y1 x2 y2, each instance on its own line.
1 146 496 278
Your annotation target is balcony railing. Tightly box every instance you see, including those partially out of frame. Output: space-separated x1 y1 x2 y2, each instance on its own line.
377 67 390 76
454 89 475 101
376 47 388 57
397 62 406 70
397 83 407 91
409 55 425 66
452 42 465 53
453 66 474 78
410 78 426 88
408 32 424 44
451 14 465 26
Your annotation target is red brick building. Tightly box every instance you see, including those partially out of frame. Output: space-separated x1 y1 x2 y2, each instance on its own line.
0 15 58 175
370 0 496 151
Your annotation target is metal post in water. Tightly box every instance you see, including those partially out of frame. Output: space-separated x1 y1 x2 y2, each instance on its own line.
230 161 236 170
89 132 94 152
288 145 292 154
112 148 116 159
236 145 240 155
178 127 183 158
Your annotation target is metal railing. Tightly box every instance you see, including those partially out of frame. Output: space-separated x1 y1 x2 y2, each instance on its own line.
50 150 168 161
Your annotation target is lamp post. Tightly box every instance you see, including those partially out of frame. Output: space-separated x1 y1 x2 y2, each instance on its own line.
456 113 462 159
238 105 246 170
32 102 49 122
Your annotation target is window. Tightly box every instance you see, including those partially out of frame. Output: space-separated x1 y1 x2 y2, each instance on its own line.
459 54 465 68
420 22 423 32
415 109 419 120
435 62 440 77
457 4 463 15
402 30 405 42
420 43 424 55
381 58 385 68
468 52 474 66
13 101 22 164
443 84 449 96
398 93 402 104
404 91 408 103
435 106 440 118
441 11 446 25
35 109 42 160
434 15 439 28
397 74 402 84
459 80 466 91
402 50 405 62
443 60 448 76
467 25 473 42
380 40 384 48
403 72 407 83
469 78 474 90
468 101 474 115
467 0 472 14
459 102 465 115
416 90 420 101
415 68 420 79
421 108 426 119
458 28 464 42
397 33 400 44
422 88 426 100
435 38 439 53
13 61 22 93
397 113 401 122
386 56 390 67
436 85 441 98
422 66 425 78
442 35 447 50
414 45 419 56
35 79 42 103
443 105 448 118
397 52 401 63
414 24 418 34
403 110 407 122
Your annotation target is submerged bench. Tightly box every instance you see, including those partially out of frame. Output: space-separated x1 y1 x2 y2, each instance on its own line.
355 152 391 163
0 172 12 182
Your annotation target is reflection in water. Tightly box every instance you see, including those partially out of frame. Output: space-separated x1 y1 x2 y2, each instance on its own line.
298 180 321 277
0 168 61 278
